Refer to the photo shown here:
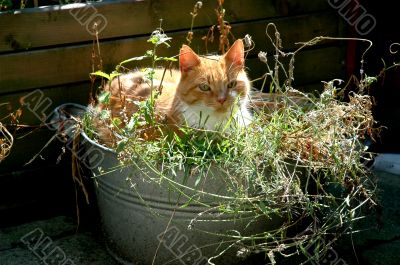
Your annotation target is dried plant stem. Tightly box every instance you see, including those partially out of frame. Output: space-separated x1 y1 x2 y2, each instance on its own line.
186 1 203 45
0 122 13 162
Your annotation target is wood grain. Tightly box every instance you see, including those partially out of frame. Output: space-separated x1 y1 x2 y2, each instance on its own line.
0 12 341 94
0 0 331 52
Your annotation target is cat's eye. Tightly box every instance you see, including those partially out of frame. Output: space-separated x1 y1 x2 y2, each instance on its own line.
199 84 211 91
227 80 237 89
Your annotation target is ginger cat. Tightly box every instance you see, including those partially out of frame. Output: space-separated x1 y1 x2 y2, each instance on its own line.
91 39 252 147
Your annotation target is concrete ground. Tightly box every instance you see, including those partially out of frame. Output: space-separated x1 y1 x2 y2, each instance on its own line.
0 169 399 265
0 216 118 265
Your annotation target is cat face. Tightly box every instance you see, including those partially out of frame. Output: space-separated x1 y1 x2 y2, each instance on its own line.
176 40 250 115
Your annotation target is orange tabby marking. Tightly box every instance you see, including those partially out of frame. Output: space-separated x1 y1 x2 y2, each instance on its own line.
92 39 251 147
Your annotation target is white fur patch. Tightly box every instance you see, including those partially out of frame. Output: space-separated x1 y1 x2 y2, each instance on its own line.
178 101 252 130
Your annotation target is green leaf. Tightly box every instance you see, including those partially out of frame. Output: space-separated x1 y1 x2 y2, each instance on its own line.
119 56 148 65
98 91 111 104
144 110 152 125
364 75 377 86
144 68 155 80
180 197 193 208
126 116 137 131
147 30 172 46
259 201 268 214
155 56 178 62
147 35 159 45
145 50 154 57
99 109 110 119
174 132 182 144
91 71 110 80
159 38 172 47
194 174 202 187
109 71 122 80
116 139 127 153
345 195 350 207
112 117 122 127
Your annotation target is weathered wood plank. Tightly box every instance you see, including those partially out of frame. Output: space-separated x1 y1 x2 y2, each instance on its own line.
0 12 340 94
161 12 340 55
0 37 148 95
0 0 331 52
292 47 345 86
0 128 67 173
0 83 91 125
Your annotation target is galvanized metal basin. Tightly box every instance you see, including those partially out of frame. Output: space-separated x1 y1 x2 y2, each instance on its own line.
80 131 278 265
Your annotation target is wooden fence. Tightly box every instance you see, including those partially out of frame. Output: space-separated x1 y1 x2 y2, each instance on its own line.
0 0 347 225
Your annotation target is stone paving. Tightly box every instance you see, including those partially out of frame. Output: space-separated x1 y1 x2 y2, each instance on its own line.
0 170 398 265
0 216 117 265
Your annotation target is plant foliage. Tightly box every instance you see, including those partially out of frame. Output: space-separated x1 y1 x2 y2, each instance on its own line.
83 4 381 264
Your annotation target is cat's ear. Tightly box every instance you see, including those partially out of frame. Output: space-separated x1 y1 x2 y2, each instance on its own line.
224 39 244 67
179 45 201 73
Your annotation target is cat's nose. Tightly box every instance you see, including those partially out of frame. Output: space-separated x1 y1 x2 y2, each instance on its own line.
217 97 227 104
